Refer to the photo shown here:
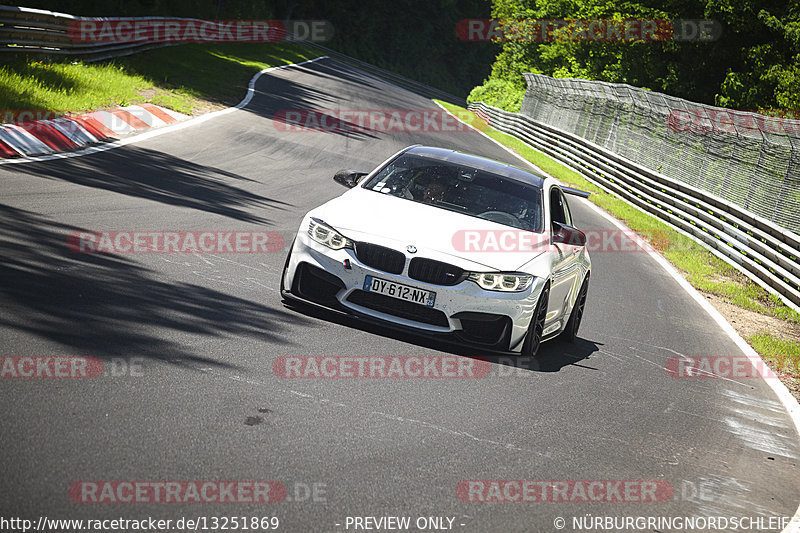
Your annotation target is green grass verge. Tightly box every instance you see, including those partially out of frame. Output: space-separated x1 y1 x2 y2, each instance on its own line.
749 332 800 377
0 42 323 116
436 100 800 325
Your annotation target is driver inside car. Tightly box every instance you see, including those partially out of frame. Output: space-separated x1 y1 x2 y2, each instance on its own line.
421 180 447 204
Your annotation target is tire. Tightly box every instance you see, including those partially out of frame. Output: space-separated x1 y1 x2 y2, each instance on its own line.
279 237 296 294
559 273 589 343
521 281 550 358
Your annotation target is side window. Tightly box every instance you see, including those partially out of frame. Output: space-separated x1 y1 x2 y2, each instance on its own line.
549 187 567 227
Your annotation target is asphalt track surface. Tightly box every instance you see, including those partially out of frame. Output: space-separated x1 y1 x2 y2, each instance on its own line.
0 58 798 532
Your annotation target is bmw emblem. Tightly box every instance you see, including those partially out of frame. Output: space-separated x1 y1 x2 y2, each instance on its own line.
406 245 417 254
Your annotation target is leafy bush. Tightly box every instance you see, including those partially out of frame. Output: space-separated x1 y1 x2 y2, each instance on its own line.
475 0 800 111
467 77 525 112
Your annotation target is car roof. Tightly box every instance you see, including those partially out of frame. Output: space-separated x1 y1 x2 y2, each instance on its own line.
403 145 546 188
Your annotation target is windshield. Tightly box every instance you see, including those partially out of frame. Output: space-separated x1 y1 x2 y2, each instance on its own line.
362 154 544 232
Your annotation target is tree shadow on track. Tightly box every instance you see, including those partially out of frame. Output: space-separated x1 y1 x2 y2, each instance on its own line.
9 146 285 223
246 71 378 139
281 299 601 372
293 59 441 110
0 204 311 365
292 60 386 97
249 58 505 158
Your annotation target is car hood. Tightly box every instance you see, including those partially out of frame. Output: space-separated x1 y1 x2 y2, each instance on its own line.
310 187 546 272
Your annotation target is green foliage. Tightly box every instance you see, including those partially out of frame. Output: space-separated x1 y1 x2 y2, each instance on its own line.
273 0 499 96
0 43 322 115
748 331 800 377
15 0 498 98
0 60 149 113
467 77 525 111
714 5 800 110
475 0 800 111
117 43 321 108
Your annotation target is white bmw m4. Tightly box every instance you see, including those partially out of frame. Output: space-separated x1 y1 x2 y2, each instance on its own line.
281 145 591 357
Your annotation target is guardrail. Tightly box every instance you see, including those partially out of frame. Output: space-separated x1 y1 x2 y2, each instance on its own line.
0 5 181 62
469 101 800 311
0 4 465 106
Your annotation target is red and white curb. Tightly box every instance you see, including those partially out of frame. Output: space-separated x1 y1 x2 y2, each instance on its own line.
0 104 187 158
0 56 328 165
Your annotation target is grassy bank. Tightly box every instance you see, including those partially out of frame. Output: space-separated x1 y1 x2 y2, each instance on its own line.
437 100 800 382
0 43 322 116
749 332 800 377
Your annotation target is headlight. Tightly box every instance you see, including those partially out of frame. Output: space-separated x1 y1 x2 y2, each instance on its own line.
308 218 353 250
468 272 534 292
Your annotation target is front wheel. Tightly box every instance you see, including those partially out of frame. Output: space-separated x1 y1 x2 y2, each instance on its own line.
521 281 550 358
559 273 589 342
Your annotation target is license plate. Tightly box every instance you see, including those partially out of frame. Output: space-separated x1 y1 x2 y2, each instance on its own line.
363 276 436 307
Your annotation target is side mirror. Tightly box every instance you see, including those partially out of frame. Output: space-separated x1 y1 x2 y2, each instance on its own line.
333 169 367 188
552 222 586 247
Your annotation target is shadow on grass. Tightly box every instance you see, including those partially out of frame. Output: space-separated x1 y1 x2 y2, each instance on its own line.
117 42 326 108
0 62 80 111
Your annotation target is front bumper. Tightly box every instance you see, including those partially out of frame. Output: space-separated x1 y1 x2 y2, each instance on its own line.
282 231 545 352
